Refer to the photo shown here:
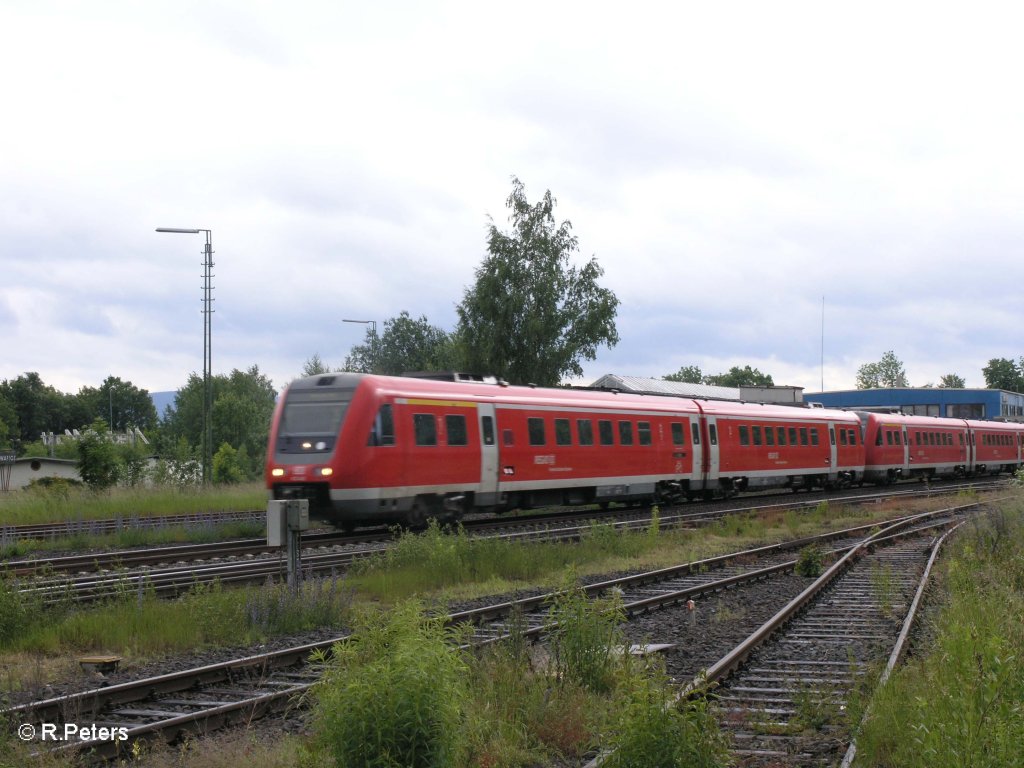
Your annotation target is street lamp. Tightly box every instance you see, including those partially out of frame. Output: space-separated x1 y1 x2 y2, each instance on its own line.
156 227 214 484
342 318 378 372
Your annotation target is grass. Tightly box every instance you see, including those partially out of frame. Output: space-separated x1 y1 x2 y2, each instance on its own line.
0 519 267 561
0 481 267 527
0 575 351 695
851 500 1024 767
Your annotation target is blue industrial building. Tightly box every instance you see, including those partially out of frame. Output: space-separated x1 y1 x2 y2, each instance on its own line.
803 388 1024 422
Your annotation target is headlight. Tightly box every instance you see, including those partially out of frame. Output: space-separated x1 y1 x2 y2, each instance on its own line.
320 467 334 477
271 468 285 477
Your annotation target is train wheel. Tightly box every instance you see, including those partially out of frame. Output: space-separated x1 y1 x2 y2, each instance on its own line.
407 497 432 530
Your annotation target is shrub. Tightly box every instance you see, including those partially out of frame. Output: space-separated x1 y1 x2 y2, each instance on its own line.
311 601 469 767
795 544 824 577
546 576 625 693
603 665 728 768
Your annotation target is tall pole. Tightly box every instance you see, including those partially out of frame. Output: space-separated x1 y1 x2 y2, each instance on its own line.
157 227 215 484
202 231 214 484
342 318 378 372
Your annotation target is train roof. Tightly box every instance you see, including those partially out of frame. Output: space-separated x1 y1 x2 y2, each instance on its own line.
289 373 859 423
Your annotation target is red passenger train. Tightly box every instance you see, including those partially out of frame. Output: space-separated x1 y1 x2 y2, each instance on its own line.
266 373 1024 529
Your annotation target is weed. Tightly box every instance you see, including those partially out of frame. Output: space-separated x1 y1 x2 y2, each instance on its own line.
869 563 897 616
795 544 824 577
602 663 728 768
310 601 469 767
545 575 625 693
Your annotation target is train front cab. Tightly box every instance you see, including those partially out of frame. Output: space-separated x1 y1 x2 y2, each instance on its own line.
266 373 363 522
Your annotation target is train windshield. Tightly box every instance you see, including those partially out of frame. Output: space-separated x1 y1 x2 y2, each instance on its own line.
277 388 354 453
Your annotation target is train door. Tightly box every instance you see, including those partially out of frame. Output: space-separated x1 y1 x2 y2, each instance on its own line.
477 404 500 505
703 414 720 488
688 415 704 492
827 423 838 481
902 427 911 475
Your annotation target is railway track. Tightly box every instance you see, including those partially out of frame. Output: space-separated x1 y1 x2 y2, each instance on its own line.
2 497 988 761
603 507 968 767
4 480 1001 606
0 510 265 543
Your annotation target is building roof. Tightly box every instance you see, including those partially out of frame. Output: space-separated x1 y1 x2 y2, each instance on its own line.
588 374 740 401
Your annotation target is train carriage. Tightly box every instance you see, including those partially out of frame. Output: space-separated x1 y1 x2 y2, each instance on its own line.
966 419 1024 475
860 413 972 483
702 401 863 493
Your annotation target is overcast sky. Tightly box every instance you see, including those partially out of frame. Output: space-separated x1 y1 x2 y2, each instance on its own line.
3 1 1022 397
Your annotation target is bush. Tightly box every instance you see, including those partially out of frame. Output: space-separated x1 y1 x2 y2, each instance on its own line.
212 442 245 484
311 601 469 767
546 576 625 693
76 419 120 490
603 666 728 768
795 544 824 577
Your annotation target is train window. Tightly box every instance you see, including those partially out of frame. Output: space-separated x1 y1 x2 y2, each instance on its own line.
915 432 921 446
671 422 685 446
414 414 437 446
765 427 775 446
555 418 572 446
691 422 701 445
875 430 883 446
752 426 762 446
577 419 594 446
599 420 615 446
503 429 514 446
367 404 395 447
849 429 857 445
739 426 750 446
839 429 847 446
446 415 468 446
799 428 808 446
638 422 652 446
709 424 718 445
885 431 893 446
528 418 546 446
482 416 495 446
777 427 787 446
930 433 937 446
789 427 798 446
960 433 965 446
829 427 836 446
810 429 819 446
895 431 902 446
619 421 634 446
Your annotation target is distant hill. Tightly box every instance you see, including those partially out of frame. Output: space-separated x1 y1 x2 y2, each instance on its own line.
150 391 177 419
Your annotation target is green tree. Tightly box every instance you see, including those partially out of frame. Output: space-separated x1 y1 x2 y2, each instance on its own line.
704 365 774 387
159 365 277 480
856 351 910 389
302 353 335 377
343 311 457 375
212 442 245 484
982 358 1024 391
0 373 68 446
77 419 120 490
938 373 966 388
71 376 158 433
0 392 14 448
455 177 619 386
664 365 703 384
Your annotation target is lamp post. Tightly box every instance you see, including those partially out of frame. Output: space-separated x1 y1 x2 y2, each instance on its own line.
342 318 378 372
156 227 214 484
